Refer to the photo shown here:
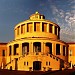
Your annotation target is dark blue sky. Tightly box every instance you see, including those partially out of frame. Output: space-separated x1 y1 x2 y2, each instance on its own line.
0 0 75 42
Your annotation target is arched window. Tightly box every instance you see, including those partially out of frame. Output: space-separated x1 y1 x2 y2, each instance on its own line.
46 43 52 54
22 43 29 55
33 42 41 52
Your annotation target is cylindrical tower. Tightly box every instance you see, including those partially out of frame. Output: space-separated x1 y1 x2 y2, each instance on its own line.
14 11 60 40
6 12 68 71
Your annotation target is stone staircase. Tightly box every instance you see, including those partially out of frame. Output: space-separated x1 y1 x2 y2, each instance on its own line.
49 54 70 69
3 52 70 70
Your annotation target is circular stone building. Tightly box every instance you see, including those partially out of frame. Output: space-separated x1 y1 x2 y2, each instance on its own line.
5 12 69 71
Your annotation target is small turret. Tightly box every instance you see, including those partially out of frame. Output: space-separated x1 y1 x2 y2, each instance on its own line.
29 11 45 20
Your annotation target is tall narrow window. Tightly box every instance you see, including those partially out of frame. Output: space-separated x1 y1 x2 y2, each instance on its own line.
34 22 40 32
63 46 66 56
9 46 12 56
34 23 36 31
56 44 60 55
14 44 19 55
2 50 5 56
42 23 47 32
27 62 28 66
55 26 57 35
27 23 32 32
27 24 29 32
46 62 48 66
21 24 25 34
49 24 53 33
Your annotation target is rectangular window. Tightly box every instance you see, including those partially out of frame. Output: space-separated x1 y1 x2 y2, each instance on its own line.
14 44 19 55
27 24 29 32
42 23 47 32
27 62 28 66
2 50 5 56
56 44 60 55
27 23 32 32
21 24 25 34
63 46 65 56
49 62 50 66
29 23 32 32
24 62 26 65
55 26 57 35
9 46 12 56
34 23 36 31
46 62 48 66
49 24 53 33
34 22 40 32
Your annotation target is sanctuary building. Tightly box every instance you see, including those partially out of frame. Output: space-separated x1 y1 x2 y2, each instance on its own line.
0 12 75 71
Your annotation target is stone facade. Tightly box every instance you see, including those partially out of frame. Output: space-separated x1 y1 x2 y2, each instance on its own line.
0 12 75 71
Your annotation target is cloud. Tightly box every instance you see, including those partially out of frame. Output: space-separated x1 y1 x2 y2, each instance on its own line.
71 5 75 9
68 0 75 4
50 1 75 42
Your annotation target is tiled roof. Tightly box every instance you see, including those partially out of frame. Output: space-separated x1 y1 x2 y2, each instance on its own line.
0 42 7 45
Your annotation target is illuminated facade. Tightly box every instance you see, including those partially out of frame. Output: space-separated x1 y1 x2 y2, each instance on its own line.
0 43 7 69
0 12 75 71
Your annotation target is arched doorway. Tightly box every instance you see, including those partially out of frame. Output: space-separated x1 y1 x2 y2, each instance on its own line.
33 61 41 70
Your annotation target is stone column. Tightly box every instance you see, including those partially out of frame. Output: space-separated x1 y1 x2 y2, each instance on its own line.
32 22 34 32
25 23 27 32
52 43 55 55
65 46 67 56
19 43 22 56
60 45 63 56
47 24 49 32
41 42 44 53
40 22 42 32
43 42 45 54
30 42 33 55
7 45 9 56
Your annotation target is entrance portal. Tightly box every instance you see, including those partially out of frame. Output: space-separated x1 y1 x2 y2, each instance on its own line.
33 61 41 70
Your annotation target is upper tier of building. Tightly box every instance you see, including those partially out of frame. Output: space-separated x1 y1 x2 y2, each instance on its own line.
14 12 60 40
